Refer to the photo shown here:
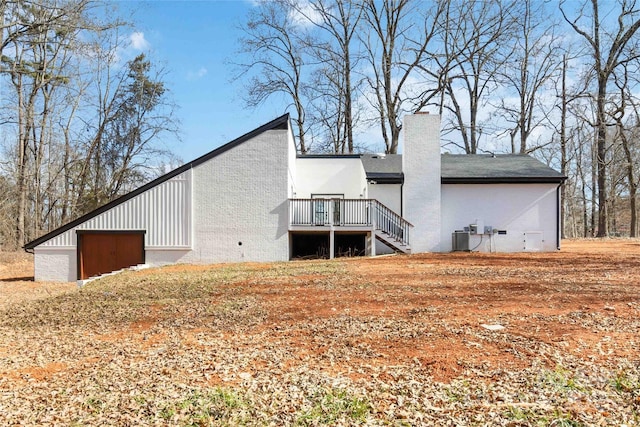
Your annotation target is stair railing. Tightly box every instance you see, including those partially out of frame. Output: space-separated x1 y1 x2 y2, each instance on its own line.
371 200 412 247
289 198 412 247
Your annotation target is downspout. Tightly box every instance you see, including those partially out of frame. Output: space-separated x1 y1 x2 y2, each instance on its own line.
400 182 404 217
400 172 405 217
556 183 562 250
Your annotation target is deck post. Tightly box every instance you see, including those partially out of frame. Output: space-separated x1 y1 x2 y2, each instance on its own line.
370 231 376 257
370 201 376 256
329 229 335 259
329 201 335 259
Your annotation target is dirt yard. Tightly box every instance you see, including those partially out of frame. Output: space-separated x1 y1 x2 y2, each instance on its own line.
0 240 639 425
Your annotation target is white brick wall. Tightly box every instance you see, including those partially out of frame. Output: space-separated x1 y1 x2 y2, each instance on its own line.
402 114 442 252
34 248 76 282
181 128 291 264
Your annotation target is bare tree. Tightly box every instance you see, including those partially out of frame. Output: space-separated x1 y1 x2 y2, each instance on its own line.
552 50 591 238
298 0 364 154
361 0 445 154
233 0 310 153
561 0 640 237
495 0 561 154
74 54 178 213
610 64 640 236
0 0 95 246
0 1 178 247
623 110 640 236
439 0 518 154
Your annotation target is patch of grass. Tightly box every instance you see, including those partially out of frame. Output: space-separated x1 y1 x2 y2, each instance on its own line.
547 411 584 427
159 405 175 420
159 388 252 425
444 379 472 403
541 365 585 393
503 406 585 427
612 369 640 412
83 397 105 414
296 388 371 426
504 405 535 422
0 269 244 329
0 259 344 330
612 369 639 394
265 260 346 277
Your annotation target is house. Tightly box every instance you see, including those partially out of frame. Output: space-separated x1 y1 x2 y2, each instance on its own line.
24 113 566 282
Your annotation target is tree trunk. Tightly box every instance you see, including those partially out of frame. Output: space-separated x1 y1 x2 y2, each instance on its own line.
621 129 638 237
595 79 608 237
559 54 568 239
591 140 598 237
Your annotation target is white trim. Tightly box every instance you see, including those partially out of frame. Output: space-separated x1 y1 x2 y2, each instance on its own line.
35 245 192 251
34 246 75 251
188 167 194 248
147 246 192 251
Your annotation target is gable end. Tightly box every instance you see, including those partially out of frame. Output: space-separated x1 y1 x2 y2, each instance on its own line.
24 114 290 250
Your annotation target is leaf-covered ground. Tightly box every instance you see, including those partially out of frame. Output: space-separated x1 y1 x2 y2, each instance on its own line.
1 240 639 426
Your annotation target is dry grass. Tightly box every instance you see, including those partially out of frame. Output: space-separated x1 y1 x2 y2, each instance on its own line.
0 251 76 310
0 240 639 425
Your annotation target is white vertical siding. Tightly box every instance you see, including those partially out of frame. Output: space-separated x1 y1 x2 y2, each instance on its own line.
41 170 192 248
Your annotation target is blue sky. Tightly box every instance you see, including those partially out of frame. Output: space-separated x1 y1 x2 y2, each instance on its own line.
119 0 283 163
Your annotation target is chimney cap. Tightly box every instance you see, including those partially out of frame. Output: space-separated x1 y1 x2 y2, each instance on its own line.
415 111 430 115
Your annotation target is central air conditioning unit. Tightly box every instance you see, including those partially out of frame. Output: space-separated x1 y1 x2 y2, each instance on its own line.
452 230 470 251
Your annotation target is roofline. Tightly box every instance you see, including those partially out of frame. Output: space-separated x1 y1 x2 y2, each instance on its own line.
297 154 362 159
366 173 404 184
442 176 567 184
24 114 291 250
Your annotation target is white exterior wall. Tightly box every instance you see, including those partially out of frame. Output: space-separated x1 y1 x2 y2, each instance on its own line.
179 128 291 264
441 183 560 252
367 183 401 212
294 158 367 199
39 171 192 248
288 129 298 198
34 248 76 282
367 183 402 255
33 127 293 281
33 171 192 282
34 249 191 283
402 114 441 252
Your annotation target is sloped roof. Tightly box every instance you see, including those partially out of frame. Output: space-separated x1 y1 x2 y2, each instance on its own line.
441 154 566 184
360 154 403 183
300 152 565 184
24 114 291 250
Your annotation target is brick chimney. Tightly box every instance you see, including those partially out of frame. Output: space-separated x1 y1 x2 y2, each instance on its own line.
402 113 441 252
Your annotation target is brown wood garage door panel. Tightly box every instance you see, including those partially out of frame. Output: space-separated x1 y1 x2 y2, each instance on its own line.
78 232 145 280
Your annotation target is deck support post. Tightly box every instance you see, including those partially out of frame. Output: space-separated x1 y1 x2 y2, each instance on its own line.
370 201 377 257
329 229 335 259
368 231 376 257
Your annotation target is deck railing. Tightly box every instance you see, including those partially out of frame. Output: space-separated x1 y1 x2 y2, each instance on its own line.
289 198 412 246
